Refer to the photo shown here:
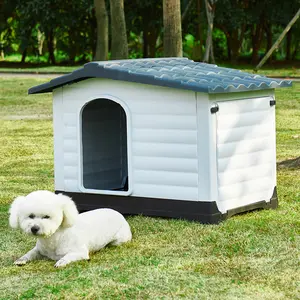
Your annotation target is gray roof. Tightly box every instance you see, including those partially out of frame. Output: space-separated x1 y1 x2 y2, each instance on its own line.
28 58 292 94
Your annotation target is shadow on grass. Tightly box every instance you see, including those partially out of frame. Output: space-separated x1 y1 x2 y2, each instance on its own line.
277 157 300 170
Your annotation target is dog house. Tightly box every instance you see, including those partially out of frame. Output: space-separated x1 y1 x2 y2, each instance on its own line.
29 58 292 223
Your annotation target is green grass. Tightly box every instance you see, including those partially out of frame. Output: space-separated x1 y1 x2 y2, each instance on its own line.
0 62 299 77
220 64 300 77
0 77 299 299
0 66 78 74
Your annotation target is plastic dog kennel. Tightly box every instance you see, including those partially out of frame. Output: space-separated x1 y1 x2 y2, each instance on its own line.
29 58 292 223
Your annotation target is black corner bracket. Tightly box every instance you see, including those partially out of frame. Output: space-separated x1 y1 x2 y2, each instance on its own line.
225 186 278 218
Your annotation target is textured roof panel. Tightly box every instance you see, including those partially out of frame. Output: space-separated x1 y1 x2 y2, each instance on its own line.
28 58 292 94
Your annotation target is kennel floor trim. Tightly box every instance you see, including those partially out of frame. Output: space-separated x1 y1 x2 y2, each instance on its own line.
56 187 278 224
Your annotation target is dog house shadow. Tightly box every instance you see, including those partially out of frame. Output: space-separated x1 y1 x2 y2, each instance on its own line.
277 156 300 170
28 58 292 223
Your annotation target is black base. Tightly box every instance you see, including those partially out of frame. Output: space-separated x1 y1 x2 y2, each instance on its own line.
56 187 278 224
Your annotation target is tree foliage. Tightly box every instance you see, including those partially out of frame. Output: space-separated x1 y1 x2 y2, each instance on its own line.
0 0 299 64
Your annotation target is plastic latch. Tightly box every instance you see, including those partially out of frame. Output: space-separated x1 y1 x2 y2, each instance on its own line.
210 105 219 114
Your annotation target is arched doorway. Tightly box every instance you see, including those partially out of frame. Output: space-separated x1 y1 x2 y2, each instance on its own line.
81 99 128 192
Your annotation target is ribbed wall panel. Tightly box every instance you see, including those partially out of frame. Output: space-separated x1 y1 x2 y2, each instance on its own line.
134 170 198 187
216 97 276 208
134 156 198 173
133 183 198 201
217 97 271 114
129 88 196 115
56 80 200 198
218 149 273 172
128 87 198 200
64 179 79 191
132 129 197 144
64 126 77 139
217 139 273 159
63 113 77 126
218 177 272 202
53 89 64 191
132 142 197 159
219 189 275 211
62 106 79 188
133 114 197 130
58 80 199 199
63 166 78 179
218 163 273 187
217 123 271 144
64 153 78 166
63 139 78 153
217 110 270 129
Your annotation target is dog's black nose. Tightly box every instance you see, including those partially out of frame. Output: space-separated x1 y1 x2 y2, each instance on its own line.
31 225 40 234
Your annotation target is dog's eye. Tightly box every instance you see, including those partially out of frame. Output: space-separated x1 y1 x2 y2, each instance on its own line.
42 215 50 219
29 214 35 219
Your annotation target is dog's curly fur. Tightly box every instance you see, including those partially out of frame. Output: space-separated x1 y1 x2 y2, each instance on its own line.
9 190 132 267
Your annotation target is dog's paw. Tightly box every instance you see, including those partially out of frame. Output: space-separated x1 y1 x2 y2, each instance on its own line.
14 258 28 266
54 259 68 268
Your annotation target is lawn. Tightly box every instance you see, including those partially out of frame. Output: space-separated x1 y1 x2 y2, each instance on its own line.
0 76 299 299
0 65 78 74
0 61 300 77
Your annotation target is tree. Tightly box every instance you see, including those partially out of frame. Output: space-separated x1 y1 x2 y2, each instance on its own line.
215 0 247 63
203 0 216 63
163 0 182 57
125 0 163 58
194 0 203 61
94 0 108 60
255 8 300 70
110 0 128 59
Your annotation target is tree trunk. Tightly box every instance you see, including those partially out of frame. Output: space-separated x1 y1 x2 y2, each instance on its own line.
193 0 202 61
251 21 264 65
163 0 182 57
225 33 231 61
265 23 273 62
292 40 299 60
266 24 272 52
94 0 108 61
142 16 150 58
230 29 243 63
203 0 216 63
68 30 77 63
255 9 300 70
21 48 27 63
148 30 158 58
182 0 193 22
286 29 292 61
110 0 128 60
47 29 56 65
143 28 149 58
37 28 45 56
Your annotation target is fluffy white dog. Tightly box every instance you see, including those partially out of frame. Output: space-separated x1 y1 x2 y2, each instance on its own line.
9 190 132 267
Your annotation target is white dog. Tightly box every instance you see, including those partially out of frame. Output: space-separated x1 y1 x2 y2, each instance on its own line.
9 190 132 267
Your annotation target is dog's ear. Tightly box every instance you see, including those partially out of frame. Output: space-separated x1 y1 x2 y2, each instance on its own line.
9 196 26 229
56 194 79 228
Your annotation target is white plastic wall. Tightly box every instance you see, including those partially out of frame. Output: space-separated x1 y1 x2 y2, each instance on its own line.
53 79 202 201
52 78 276 213
209 90 276 213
